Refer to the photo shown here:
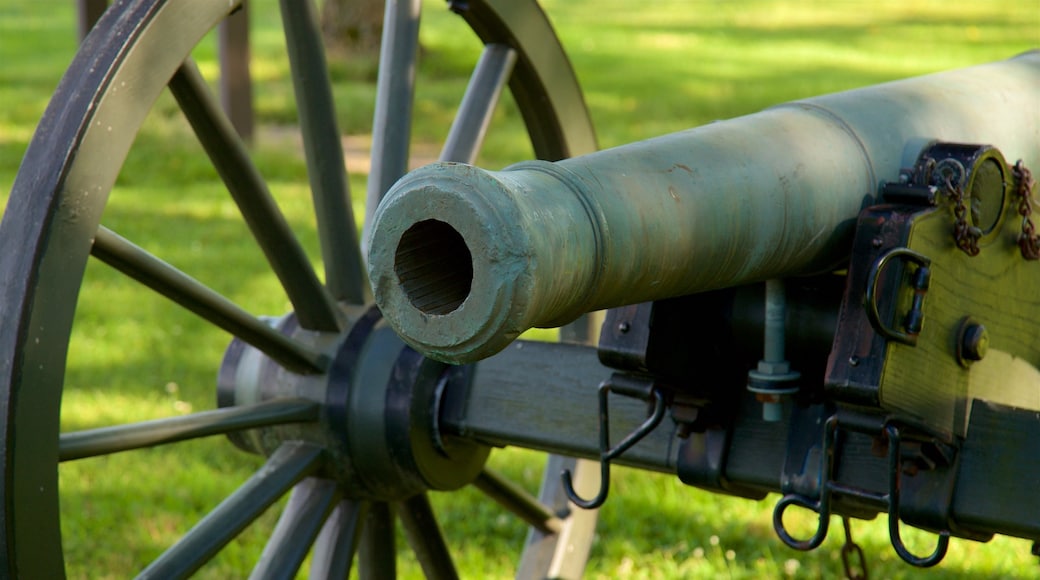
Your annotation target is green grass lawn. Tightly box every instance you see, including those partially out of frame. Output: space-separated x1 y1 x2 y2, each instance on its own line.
1 0 1039 578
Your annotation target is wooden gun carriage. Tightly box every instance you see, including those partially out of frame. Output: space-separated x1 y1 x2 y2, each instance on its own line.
0 0 1037 577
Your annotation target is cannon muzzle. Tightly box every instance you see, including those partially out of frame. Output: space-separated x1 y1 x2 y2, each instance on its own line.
368 52 1040 364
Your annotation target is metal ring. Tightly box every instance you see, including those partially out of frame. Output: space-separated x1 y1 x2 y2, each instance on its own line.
773 493 831 551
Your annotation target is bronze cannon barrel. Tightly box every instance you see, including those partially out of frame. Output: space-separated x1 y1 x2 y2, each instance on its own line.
367 52 1040 364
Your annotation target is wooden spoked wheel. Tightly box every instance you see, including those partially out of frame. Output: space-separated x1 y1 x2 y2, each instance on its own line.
0 0 600 576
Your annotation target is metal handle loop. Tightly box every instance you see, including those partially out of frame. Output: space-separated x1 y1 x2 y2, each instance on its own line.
773 415 838 551
884 424 951 567
772 493 832 551
865 247 931 346
774 418 951 567
889 519 950 568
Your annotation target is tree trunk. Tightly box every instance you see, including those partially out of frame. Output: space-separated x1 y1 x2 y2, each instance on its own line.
321 0 385 57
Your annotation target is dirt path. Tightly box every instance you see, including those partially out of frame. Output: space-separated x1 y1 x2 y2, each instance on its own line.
259 126 442 176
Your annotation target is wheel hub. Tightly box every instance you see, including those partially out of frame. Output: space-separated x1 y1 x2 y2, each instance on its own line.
217 306 490 501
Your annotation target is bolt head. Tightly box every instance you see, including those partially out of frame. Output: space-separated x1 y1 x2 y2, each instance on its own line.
959 321 988 363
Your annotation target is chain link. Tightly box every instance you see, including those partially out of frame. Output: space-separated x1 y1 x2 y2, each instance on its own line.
841 516 868 580
1013 160 1038 260
941 175 982 256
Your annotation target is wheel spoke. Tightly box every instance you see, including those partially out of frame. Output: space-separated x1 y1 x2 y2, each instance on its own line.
249 478 339 580
456 0 597 161
397 494 458 580
136 442 323 580
278 0 368 305
439 43 517 164
363 0 422 234
91 226 327 374
359 501 396 579
472 468 562 535
310 499 366 579
3 0 606 575
167 60 341 332
60 399 318 462
517 455 599 580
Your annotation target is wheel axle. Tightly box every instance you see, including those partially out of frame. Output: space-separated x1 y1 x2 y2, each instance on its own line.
218 306 489 500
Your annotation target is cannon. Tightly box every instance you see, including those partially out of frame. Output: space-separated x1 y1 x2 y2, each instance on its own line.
0 0 1037 577
366 47 1040 562
368 53 1039 364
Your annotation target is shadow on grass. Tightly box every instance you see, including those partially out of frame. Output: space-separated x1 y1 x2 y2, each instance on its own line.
8 1 1037 577
586 468 1038 579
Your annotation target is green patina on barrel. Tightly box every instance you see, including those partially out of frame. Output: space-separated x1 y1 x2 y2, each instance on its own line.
368 52 1040 364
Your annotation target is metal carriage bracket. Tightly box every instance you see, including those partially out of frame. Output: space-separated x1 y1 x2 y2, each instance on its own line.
562 373 668 510
772 411 958 568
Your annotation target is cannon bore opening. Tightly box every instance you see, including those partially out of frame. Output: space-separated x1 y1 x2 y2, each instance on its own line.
394 219 474 315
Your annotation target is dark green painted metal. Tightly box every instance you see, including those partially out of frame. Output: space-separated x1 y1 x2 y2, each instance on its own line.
9 0 1037 568
398 494 459 580
368 52 1040 364
250 477 339 580
2 0 599 575
309 499 365 578
59 398 319 462
279 0 368 306
91 226 327 374
473 468 563 534
440 43 517 164
359 502 396 579
363 0 422 231
952 401 1040 538
449 340 1040 540
137 441 323 579
343 323 490 498
0 1 240 576
167 61 342 333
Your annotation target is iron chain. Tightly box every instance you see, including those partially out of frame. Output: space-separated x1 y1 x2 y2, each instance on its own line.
841 517 868 580
1013 160 1038 260
941 175 982 256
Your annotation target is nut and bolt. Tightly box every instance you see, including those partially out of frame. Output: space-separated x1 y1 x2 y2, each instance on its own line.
960 323 988 361
955 317 988 367
747 279 800 422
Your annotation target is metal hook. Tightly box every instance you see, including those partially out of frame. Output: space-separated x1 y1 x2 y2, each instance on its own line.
773 415 838 551
773 493 832 551
562 380 667 510
775 417 951 567
883 424 950 567
561 452 610 510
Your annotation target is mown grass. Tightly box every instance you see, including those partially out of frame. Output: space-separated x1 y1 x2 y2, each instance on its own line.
1 0 1039 578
